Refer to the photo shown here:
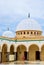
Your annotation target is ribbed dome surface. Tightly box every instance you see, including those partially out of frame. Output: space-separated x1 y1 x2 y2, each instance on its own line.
2 31 14 38
16 18 42 31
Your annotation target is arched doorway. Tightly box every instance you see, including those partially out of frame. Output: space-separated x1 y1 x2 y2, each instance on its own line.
2 44 7 62
41 45 44 61
17 45 27 61
9 45 15 61
28 44 40 61
10 45 14 54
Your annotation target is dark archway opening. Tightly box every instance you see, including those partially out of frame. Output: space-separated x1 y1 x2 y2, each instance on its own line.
24 51 27 60
2 44 8 62
16 45 27 61
36 51 40 60
10 45 14 54
28 44 39 61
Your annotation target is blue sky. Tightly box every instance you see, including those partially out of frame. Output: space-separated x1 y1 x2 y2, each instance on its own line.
0 0 44 36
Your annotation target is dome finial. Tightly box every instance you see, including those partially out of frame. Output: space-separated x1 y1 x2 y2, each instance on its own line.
28 13 30 18
7 27 9 31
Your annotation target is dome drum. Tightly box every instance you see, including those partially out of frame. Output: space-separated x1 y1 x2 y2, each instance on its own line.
16 30 42 38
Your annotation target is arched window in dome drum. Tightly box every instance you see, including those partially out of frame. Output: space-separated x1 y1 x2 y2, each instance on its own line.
31 32 33 34
21 32 22 35
27 32 29 34
37 32 38 35
18 32 20 35
34 32 36 35
24 32 25 34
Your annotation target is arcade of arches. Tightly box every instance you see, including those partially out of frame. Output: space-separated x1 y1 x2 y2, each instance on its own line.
0 44 44 62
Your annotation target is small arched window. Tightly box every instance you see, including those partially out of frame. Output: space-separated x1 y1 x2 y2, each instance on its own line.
18 32 20 35
27 32 29 34
21 32 22 34
37 32 38 35
31 32 33 34
34 32 36 35
24 32 25 34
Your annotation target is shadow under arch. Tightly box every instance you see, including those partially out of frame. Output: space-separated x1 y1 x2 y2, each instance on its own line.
10 44 14 54
28 44 40 61
40 45 44 61
2 44 8 62
16 45 27 61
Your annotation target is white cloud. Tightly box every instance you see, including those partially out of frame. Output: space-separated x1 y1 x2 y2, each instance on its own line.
0 0 44 18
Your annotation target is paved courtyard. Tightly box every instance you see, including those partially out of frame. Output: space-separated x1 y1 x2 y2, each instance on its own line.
1 61 44 65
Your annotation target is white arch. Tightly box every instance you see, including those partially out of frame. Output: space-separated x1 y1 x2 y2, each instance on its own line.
16 44 27 52
28 43 40 51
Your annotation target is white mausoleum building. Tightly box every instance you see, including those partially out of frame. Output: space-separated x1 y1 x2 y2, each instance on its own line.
0 16 44 63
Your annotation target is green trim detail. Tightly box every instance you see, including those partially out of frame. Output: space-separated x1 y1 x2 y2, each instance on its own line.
0 38 15 42
16 40 44 42
0 37 44 42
